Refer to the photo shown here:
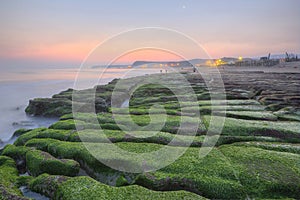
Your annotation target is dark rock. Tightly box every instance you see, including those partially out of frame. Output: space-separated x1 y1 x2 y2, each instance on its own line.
25 98 72 117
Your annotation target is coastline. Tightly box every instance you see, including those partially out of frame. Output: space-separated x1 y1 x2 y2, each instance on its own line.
2 63 299 147
0 64 300 199
0 68 160 149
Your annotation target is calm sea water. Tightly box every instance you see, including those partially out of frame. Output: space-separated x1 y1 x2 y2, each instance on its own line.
0 67 159 149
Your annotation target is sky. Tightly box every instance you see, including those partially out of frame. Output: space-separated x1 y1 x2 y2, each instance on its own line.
0 0 299 68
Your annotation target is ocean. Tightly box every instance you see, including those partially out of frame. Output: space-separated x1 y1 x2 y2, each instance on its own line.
0 67 159 149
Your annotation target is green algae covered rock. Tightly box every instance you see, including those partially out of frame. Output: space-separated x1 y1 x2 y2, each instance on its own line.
2 145 30 160
26 149 80 177
14 127 72 146
12 128 32 138
26 139 241 198
25 86 111 117
203 115 300 140
219 145 300 199
1 145 31 173
25 97 72 117
30 174 205 200
0 156 28 200
231 141 300 155
23 137 300 199
2 72 300 199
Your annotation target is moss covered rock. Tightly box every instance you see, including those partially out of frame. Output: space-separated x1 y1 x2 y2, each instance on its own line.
4 72 300 199
30 174 205 200
219 145 300 199
26 150 80 177
1 145 30 173
25 97 72 117
0 156 28 200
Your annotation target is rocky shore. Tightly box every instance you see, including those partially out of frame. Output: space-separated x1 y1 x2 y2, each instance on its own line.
1 67 300 199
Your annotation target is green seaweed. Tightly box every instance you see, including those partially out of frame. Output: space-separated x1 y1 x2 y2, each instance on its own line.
219 145 300 199
0 156 27 200
30 174 205 200
203 115 300 139
26 149 80 177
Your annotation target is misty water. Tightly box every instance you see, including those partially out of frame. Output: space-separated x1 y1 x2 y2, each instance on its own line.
0 79 73 148
0 67 159 149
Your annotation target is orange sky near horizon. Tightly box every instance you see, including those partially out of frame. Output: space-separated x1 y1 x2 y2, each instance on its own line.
1 41 194 64
1 42 200 64
2 41 99 62
2 38 299 65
